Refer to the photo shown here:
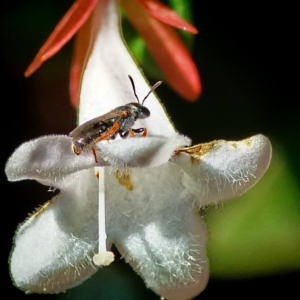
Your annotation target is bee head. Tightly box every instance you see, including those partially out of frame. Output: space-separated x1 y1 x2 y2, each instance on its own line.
127 103 150 119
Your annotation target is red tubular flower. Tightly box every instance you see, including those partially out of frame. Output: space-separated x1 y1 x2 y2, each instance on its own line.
25 0 201 107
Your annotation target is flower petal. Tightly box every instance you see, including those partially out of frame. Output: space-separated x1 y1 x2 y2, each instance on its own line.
99 133 190 168
11 156 210 297
116 219 209 300
10 169 99 293
105 163 209 300
5 135 98 189
137 0 198 34
5 133 189 188
174 134 272 206
121 0 201 101
79 0 175 137
25 0 97 77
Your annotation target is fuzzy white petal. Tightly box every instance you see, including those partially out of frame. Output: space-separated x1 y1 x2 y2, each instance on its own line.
106 163 209 300
79 0 174 136
10 169 99 293
5 136 98 189
174 134 272 206
99 133 190 168
11 163 209 297
5 134 188 188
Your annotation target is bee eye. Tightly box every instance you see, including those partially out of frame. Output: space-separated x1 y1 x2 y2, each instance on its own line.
139 106 150 119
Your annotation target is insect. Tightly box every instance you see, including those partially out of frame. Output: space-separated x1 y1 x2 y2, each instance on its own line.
69 75 162 163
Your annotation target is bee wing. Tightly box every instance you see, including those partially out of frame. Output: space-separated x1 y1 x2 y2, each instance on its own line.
96 109 128 122
70 109 128 138
78 110 128 129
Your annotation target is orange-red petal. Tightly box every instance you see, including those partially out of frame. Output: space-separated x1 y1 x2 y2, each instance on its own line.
137 0 198 34
121 0 201 101
25 0 98 77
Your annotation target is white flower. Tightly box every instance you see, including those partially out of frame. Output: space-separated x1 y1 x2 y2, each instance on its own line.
5 1 272 300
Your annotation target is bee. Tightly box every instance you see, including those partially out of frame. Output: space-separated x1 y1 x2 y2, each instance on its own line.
69 75 162 163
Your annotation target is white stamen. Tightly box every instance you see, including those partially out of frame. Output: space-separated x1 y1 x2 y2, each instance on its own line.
98 167 106 252
93 167 114 266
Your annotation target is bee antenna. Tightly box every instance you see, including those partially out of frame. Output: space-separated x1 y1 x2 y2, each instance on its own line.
128 75 162 105
128 75 140 104
142 80 162 105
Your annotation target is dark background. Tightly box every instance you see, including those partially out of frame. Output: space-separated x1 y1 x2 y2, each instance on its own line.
1 1 299 299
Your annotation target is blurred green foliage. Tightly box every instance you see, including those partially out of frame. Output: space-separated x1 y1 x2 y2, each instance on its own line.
207 149 300 277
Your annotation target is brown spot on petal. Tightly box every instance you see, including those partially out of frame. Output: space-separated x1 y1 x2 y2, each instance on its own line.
175 140 221 163
243 137 253 147
30 200 52 219
115 170 134 191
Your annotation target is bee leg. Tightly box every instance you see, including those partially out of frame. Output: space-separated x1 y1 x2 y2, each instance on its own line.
92 147 98 163
95 122 121 142
72 144 81 155
110 132 118 140
132 128 147 137
120 131 129 139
